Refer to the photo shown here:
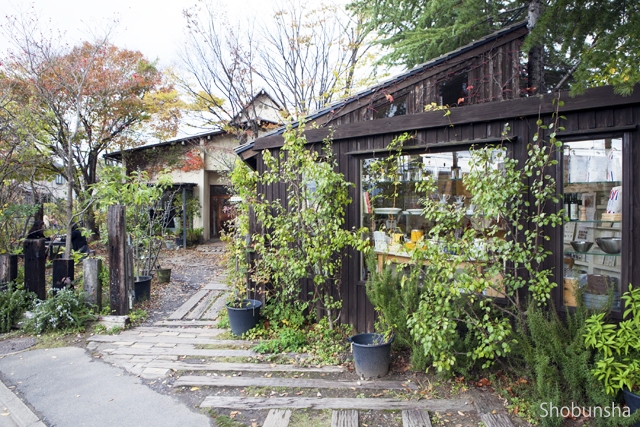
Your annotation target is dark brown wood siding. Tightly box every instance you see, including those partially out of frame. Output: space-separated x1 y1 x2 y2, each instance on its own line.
316 31 526 128
252 87 639 331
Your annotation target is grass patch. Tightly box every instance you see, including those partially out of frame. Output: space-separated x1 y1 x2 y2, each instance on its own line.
288 409 332 427
195 343 255 350
31 331 81 349
204 409 243 427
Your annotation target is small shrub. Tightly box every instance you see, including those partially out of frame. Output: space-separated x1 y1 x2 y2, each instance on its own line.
0 283 34 333
365 252 429 370
27 288 95 334
514 303 635 427
128 308 148 327
253 327 307 354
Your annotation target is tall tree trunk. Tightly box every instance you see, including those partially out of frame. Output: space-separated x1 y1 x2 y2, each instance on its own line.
527 0 545 94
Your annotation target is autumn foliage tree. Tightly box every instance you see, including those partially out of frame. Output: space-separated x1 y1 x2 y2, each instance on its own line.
1 13 182 246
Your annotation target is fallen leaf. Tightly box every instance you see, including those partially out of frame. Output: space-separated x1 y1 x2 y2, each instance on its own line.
1 413 10 416
458 411 464 416
296 391 304 395
190 387 200 391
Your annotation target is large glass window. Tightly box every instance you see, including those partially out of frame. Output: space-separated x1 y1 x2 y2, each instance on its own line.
360 150 475 280
562 138 622 311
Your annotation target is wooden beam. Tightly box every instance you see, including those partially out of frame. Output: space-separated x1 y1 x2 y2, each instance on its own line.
402 409 433 427
480 414 515 427
557 124 637 137
253 85 640 150
200 396 471 412
168 289 209 320
332 410 358 427
175 375 417 390
263 409 292 427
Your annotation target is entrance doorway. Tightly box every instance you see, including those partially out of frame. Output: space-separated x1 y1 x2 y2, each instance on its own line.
210 186 232 238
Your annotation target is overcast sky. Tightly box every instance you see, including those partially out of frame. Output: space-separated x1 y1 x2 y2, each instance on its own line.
0 0 277 68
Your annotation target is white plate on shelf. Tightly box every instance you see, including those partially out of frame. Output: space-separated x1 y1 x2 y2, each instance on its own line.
406 209 423 215
374 208 402 215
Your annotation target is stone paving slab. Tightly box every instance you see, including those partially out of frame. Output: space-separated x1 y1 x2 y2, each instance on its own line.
89 335 251 346
121 326 225 336
107 347 256 357
145 361 345 373
153 320 220 327
203 283 228 291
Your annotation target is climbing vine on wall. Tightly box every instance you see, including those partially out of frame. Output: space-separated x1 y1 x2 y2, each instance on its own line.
180 150 205 172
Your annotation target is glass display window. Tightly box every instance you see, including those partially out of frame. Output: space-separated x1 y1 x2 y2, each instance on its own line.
562 138 622 311
360 149 485 280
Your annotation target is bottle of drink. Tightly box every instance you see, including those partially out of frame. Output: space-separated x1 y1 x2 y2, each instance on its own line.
564 193 570 218
570 193 579 221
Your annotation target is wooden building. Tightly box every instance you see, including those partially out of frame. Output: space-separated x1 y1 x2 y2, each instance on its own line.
238 23 640 332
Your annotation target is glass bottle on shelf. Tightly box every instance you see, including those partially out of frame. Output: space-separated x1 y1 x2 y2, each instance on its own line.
569 193 579 221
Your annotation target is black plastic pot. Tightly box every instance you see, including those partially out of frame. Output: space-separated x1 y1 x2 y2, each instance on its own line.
623 389 640 427
52 258 74 291
134 275 152 303
348 333 394 379
226 299 262 336
156 268 171 283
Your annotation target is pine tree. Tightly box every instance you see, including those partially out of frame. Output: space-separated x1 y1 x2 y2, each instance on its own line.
350 0 640 95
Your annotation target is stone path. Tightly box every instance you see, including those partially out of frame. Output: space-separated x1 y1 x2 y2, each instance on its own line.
88 270 514 427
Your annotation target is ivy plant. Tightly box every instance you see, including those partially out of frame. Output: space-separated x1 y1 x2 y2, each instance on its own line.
407 99 567 373
247 124 367 330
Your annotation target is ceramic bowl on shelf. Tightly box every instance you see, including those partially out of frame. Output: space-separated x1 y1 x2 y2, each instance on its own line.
570 241 593 252
595 237 621 254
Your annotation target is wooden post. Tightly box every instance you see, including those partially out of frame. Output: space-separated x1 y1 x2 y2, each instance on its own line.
52 259 74 291
126 245 134 309
83 258 102 309
0 254 18 287
108 205 129 315
24 239 46 300
182 186 187 249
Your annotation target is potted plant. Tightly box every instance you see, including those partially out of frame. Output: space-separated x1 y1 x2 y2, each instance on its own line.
93 166 179 302
585 284 640 425
226 236 262 336
222 189 262 336
348 332 394 379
